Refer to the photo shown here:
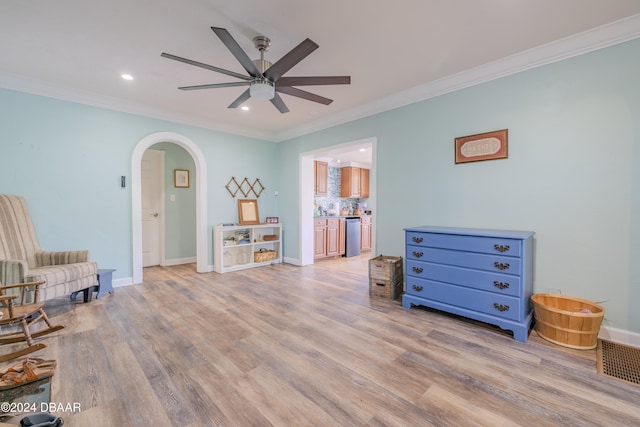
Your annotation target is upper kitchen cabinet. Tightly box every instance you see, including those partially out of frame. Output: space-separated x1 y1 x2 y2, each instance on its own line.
314 160 328 196
341 166 369 198
360 168 369 198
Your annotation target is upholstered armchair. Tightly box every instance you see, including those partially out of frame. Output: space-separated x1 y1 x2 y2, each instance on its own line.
0 194 97 302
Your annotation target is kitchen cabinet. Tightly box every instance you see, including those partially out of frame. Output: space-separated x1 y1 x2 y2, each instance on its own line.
340 166 361 197
214 224 282 274
360 168 369 198
339 218 346 255
314 160 328 196
326 218 340 257
360 216 372 251
402 226 535 342
314 218 346 259
340 166 369 198
314 219 327 259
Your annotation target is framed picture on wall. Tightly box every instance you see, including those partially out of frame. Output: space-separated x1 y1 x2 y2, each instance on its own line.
174 169 190 188
265 216 279 224
455 129 508 164
238 199 260 225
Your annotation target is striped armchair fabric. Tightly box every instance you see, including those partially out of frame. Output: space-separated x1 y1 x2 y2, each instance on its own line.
0 194 97 301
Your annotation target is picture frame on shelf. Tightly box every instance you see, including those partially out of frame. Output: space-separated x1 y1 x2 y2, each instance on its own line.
455 129 508 164
265 216 279 224
174 169 190 188
238 199 260 225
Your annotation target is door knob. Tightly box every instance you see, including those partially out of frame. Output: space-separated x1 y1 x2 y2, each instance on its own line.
151 213 159 217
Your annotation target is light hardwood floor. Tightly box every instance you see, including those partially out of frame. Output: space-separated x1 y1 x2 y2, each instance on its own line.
2 256 639 426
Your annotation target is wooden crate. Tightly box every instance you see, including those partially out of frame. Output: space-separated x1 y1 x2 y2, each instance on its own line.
369 255 403 282
369 277 403 300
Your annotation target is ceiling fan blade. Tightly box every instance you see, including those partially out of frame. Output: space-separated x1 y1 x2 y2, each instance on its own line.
211 27 263 78
161 52 250 81
270 93 290 113
228 89 251 108
264 38 319 82
276 86 333 105
277 76 351 86
178 82 250 91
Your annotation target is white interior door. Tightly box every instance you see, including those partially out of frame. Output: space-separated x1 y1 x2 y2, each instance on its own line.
142 149 164 267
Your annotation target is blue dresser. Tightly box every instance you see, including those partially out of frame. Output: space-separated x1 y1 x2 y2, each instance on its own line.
402 226 535 342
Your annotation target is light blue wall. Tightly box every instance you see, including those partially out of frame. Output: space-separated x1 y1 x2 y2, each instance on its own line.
1 38 638 333
150 143 197 261
0 89 279 279
278 38 640 333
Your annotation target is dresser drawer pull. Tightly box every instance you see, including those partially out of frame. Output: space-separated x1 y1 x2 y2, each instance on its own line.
412 284 424 292
493 303 510 312
494 262 510 271
412 236 424 244
493 281 510 290
412 251 424 258
494 244 510 253
412 266 424 274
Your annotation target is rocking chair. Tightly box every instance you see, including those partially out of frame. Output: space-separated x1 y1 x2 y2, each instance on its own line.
0 280 64 362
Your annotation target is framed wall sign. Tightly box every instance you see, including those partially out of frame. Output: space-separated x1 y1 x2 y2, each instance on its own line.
455 129 508 164
238 199 260 225
174 169 190 188
265 216 279 224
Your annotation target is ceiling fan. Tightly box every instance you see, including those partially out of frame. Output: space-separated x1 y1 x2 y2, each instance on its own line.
161 27 351 114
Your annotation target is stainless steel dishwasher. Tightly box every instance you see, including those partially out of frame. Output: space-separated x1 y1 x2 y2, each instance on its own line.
345 217 361 257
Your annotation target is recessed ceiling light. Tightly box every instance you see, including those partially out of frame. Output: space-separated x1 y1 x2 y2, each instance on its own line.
359 148 366 152
241 106 249 111
121 74 134 81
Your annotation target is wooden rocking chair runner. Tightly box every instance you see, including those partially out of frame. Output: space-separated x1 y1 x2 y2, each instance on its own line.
0 280 64 362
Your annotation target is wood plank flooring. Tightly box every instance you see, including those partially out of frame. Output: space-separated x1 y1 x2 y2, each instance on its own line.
2 256 639 426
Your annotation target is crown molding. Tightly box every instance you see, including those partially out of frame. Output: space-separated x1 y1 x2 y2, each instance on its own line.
1 14 639 143
0 70 273 141
273 13 640 142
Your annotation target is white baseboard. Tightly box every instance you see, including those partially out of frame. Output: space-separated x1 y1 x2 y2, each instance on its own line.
113 277 133 287
283 256 302 266
162 257 196 266
599 326 640 348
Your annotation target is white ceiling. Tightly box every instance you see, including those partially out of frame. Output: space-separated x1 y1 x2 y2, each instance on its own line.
2 1 640 144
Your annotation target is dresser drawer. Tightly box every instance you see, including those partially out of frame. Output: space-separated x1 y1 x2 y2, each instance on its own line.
406 277 521 321
406 259 521 297
406 246 520 274
406 232 520 257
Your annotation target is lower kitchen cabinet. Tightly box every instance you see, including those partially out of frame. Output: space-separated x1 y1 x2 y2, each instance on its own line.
314 218 346 259
360 216 372 252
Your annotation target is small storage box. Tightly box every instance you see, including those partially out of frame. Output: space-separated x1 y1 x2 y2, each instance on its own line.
263 235 277 241
369 278 403 300
254 249 277 263
369 255 403 282
531 294 605 350
369 255 403 300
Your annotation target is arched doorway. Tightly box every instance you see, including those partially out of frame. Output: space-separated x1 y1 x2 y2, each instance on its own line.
131 132 208 284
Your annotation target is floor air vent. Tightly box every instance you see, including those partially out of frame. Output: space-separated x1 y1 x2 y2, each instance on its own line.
597 339 640 385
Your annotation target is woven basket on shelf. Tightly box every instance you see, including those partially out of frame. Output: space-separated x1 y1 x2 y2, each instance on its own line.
254 249 277 263
531 294 604 350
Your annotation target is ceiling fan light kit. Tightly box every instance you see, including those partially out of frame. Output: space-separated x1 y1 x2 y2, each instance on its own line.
161 27 351 113
250 80 275 100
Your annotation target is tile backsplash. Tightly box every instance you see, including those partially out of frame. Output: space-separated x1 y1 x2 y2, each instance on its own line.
315 166 365 215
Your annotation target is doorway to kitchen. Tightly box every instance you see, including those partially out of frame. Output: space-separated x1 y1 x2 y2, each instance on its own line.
299 137 376 267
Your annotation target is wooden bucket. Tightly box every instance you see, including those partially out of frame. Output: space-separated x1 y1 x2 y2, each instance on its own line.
531 294 604 350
